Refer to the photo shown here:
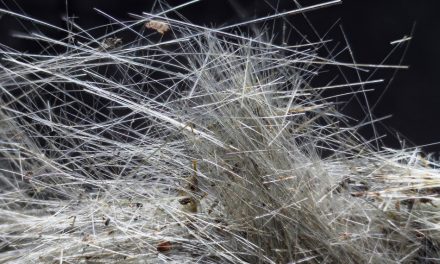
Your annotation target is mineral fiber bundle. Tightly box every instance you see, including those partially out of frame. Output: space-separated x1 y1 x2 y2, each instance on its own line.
0 1 439 263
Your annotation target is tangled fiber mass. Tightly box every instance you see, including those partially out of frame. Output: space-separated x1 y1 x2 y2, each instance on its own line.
0 0 439 263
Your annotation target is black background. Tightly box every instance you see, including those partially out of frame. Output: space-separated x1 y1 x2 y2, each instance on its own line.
0 0 439 155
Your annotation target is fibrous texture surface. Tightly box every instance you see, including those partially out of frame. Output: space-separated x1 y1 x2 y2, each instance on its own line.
1 1 439 263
